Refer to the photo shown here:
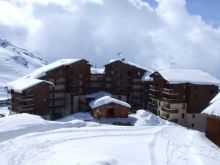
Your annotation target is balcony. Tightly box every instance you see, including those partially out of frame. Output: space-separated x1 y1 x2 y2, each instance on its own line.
162 97 180 103
148 102 156 107
161 106 178 113
149 93 157 99
17 104 34 111
50 89 65 93
50 97 65 101
162 88 179 95
149 85 159 92
161 112 169 120
50 104 65 109
15 95 34 101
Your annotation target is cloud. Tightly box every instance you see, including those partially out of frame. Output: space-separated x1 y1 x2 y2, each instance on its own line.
0 0 220 78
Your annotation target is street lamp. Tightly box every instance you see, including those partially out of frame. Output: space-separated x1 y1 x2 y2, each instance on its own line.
97 109 102 126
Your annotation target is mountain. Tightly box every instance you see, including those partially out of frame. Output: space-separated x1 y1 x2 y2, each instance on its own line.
0 39 47 100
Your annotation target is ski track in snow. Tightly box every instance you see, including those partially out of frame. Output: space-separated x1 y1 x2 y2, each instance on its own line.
0 126 220 165
0 127 160 165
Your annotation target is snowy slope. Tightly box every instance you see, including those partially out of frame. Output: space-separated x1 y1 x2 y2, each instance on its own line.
0 39 46 100
0 112 220 165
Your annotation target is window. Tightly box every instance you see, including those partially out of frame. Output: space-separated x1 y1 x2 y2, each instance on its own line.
182 113 185 118
192 114 195 118
182 104 185 109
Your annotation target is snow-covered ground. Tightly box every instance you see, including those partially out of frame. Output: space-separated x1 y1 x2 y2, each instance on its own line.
0 106 9 117
0 110 220 165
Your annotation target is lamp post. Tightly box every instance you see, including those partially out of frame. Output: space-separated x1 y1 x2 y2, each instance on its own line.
97 109 102 126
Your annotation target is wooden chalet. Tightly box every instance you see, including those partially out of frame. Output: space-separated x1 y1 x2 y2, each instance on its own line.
89 96 130 118
202 93 220 147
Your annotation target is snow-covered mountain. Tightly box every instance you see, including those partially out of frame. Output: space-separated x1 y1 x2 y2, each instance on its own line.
0 39 47 100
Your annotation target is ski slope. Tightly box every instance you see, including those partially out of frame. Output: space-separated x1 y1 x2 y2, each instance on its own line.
0 39 46 100
0 112 220 165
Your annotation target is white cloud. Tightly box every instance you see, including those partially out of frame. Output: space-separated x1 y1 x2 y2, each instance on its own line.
0 0 220 78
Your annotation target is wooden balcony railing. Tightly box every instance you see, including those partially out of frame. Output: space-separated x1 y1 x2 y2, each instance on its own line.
161 106 178 114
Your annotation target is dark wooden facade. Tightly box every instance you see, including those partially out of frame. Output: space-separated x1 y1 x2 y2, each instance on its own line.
205 115 220 147
104 60 149 110
91 103 129 118
10 59 151 119
148 72 218 131
11 82 51 118
149 72 218 114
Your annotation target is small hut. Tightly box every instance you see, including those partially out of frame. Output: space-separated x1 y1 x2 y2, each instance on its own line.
89 96 131 118
202 93 220 147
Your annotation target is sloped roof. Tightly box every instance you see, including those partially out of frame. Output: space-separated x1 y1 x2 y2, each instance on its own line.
25 59 82 79
7 59 84 93
154 69 220 85
89 96 131 109
210 93 220 104
202 99 220 117
141 71 153 81
7 78 53 93
107 59 153 72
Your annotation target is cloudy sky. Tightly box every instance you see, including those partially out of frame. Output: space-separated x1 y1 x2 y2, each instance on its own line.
0 0 220 77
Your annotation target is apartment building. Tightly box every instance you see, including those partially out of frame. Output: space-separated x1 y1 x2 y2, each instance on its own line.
8 59 91 119
104 60 151 111
148 69 219 131
7 58 151 119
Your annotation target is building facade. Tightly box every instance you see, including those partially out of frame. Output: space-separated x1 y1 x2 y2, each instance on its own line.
148 70 219 131
202 94 220 146
8 59 151 119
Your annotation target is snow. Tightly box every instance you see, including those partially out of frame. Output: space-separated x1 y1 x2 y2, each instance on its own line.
157 69 220 85
6 59 82 93
108 59 153 72
0 113 88 142
86 91 112 99
0 111 220 164
0 107 9 117
24 59 81 79
91 67 105 74
7 78 52 93
202 99 220 117
210 93 220 104
0 38 46 99
0 113 220 165
141 71 152 81
89 96 131 109
131 110 173 126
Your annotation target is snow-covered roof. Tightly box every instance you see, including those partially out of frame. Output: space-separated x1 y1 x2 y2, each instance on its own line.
89 96 131 109
155 69 220 85
107 59 153 72
90 67 105 74
25 59 81 79
141 71 153 81
7 78 53 93
6 59 83 93
210 93 220 104
202 99 220 117
86 91 111 99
